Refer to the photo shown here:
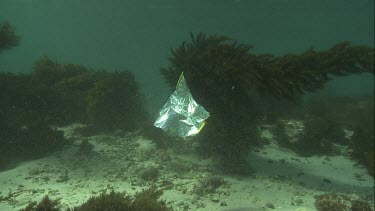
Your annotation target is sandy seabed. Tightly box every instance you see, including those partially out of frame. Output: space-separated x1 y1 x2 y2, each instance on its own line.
0 124 373 211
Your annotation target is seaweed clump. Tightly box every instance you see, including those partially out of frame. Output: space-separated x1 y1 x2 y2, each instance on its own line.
20 196 60 211
30 57 148 132
76 139 94 156
138 166 160 181
192 175 227 196
0 57 148 169
0 72 70 170
0 22 148 169
21 187 170 211
161 33 374 173
71 186 170 211
85 71 146 132
0 21 20 53
0 23 70 170
130 186 170 211
0 57 148 131
71 191 132 211
314 193 372 211
275 117 347 157
274 94 374 176
348 97 374 177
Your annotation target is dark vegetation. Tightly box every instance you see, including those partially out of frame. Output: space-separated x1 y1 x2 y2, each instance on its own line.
0 20 373 178
138 166 160 181
0 22 70 170
0 21 19 53
21 196 60 211
314 193 372 211
192 175 226 196
275 117 346 156
347 97 374 177
0 19 373 211
161 33 374 174
273 94 374 176
30 57 148 130
20 186 170 211
0 22 148 170
71 186 169 211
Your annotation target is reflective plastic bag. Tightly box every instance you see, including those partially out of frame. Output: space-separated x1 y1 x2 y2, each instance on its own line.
154 73 210 138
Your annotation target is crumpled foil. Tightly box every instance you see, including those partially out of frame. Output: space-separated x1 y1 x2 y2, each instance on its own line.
154 72 210 138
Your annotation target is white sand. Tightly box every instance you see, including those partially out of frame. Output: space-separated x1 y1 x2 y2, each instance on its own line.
0 126 373 211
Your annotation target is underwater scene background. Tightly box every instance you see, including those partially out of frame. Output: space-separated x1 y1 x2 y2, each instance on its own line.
0 0 374 210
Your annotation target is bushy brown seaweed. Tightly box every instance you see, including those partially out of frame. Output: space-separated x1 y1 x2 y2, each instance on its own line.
0 22 148 169
161 33 374 173
20 196 60 211
0 21 20 53
314 193 372 211
21 186 170 211
71 186 169 211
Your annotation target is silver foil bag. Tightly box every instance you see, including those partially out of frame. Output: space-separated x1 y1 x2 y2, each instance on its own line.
154 73 210 138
